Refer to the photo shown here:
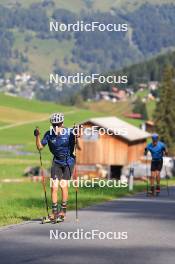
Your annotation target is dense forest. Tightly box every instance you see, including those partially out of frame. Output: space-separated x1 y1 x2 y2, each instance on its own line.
0 2 175 80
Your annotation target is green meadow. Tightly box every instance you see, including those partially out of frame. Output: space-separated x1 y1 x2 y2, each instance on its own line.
0 93 104 151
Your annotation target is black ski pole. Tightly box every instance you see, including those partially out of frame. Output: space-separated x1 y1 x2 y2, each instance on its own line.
146 155 149 196
38 149 49 217
74 124 79 222
76 182 78 221
164 163 170 196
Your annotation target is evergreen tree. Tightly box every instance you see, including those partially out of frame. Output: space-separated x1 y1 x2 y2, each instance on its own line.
133 96 148 120
154 66 175 154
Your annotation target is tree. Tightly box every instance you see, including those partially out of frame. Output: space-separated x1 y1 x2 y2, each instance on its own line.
84 0 93 9
72 93 84 107
154 65 175 154
133 96 148 120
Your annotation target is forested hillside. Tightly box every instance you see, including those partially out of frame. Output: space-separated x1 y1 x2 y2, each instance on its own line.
81 51 175 100
0 0 174 12
0 1 175 81
38 49 175 105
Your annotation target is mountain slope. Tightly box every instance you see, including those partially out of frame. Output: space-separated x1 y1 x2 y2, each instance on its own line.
0 0 174 12
0 1 175 94
81 50 175 101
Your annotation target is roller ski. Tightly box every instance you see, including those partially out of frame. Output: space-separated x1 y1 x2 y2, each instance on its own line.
41 216 52 224
156 185 160 196
41 213 56 224
41 216 65 224
41 213 65 224
52 201 67 223
41 201 67 224
147 186 155 197
53 203 67 224
53 213 65 224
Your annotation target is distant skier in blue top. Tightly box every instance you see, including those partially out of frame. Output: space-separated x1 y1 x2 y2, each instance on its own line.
34 113 81 222
144 133 168 196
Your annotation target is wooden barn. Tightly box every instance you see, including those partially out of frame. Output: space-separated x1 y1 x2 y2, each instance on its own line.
76 117 150 179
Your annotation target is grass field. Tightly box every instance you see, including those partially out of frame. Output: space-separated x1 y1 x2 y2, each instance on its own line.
85 100 132 118
85 100 141 126
0 121 9 127
0 106 48 123
85 98 155 127
0 93 73 113
0 93 104 161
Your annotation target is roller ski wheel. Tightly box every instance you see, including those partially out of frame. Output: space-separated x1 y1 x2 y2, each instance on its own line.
156 190 160 196
41 213 65 224
41 216 52 224
147 191 155 197
41 213 57 224
147 192 154 197
52 214 65 224
147 187 155 197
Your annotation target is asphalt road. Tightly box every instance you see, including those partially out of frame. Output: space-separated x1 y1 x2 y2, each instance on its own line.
0 187 175 264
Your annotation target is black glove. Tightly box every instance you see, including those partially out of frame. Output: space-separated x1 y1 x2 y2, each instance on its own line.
144 148 147 156
34 128 40 137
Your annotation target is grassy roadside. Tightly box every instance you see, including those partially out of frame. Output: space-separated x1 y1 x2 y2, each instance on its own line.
0 178 174 227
